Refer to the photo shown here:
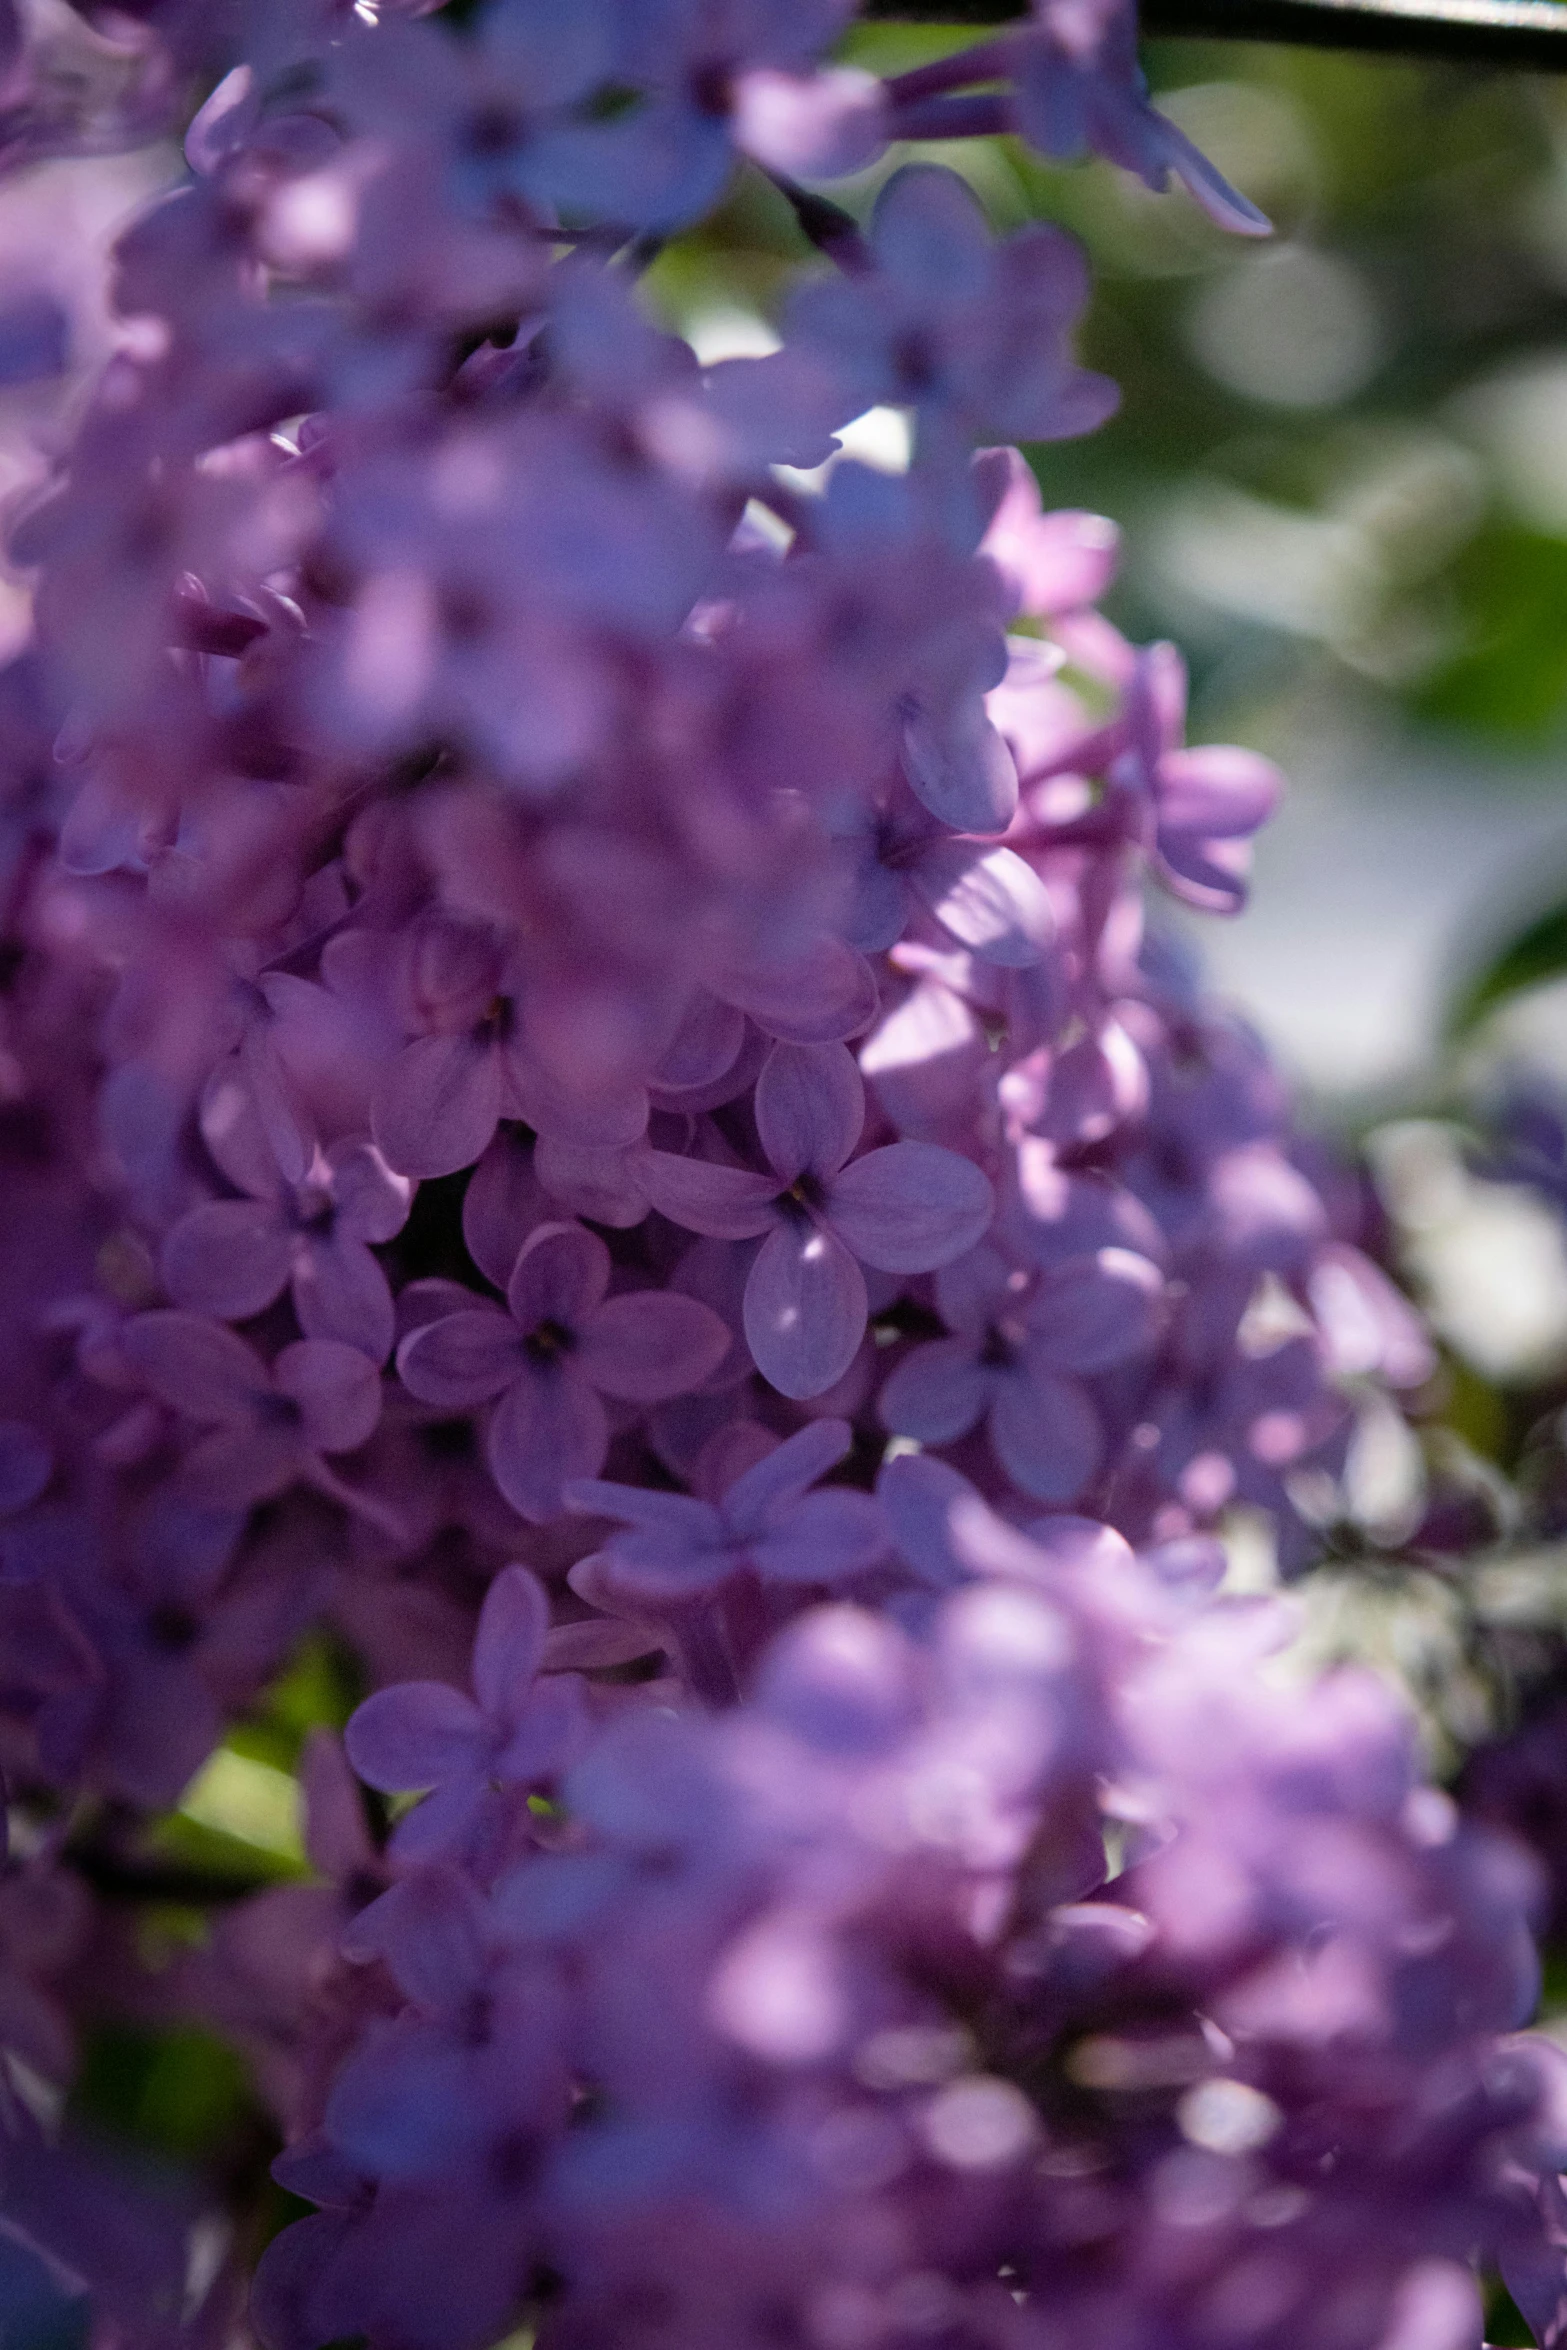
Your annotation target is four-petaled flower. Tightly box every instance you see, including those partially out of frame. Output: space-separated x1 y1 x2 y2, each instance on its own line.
637 1042 995 1399
161 1139 412 1364
120 1313 384 1510
395 1222 731 1520
346 1565 587 1864
878 1241 1163 1500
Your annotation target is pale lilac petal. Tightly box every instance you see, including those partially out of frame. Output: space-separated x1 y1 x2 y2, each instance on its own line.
720 939 879 1046
860 977 988 1137
1157 744 1283 839
345 1683 485 1793
754 1043 865 1185
731 64 886 179
328 1143 413 1246
486 1364 608 1522
159 1200 292 1323
397 1307 520 1408
294 1233 397 1364
373 1033 503 1181
1154 829 1253 915
903 705 1018 836
722 1418 854 1540
1026 1249 1163 1373
462 1126 544 1289
471 1564 549 1723
829 1143 994 1274
910 840 1054 968
743 1225 868 1401
577 1292 730 1403
989 1370 1102 1503
751 1491 887 1585
385 1779 491 1865
877 1452 981 1587
120 1311 270 1426
636 1149 780 1240
878 1338 992 1444
507 1221 611 1334
275 1340 383 1454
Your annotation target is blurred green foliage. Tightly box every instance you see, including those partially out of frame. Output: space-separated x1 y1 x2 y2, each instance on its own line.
655 27 1567 746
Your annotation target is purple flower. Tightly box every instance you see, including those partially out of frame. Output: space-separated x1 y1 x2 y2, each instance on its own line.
369 917 649 1182
346 1565 587 1864
637 1042 995 1399
119 1311 383 1510
785 164 1119 453
1117 642 1284 913
1007 0 1271 234
161 1138 411 1363
878 1240 1163 1500
834 777 1055 967
570 1417 885 1605
395 1222 730 1520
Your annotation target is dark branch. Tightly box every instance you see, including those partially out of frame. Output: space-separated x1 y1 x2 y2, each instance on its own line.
865 0 1567 72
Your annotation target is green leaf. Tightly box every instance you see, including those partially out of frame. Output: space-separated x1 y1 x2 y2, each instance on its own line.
69 2025 256 2165
1447 894 1567 1038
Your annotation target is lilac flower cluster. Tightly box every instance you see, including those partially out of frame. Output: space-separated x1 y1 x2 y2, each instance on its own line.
0 0 1551 2344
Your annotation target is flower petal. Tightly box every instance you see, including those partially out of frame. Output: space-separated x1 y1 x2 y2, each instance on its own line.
877 1451 980 1587
577 1292 731 1403
486 1364 608 1522
878 1338 991 1444
743 1224 867 1401
636 1150 780 1240
373 1033 503 1181
294 1234 397 1365
1026 1249 1163 1373
754 1042 864 1185
275 1340 383 1454
397 1308 520 1409
722 1417 854 1539
328 1143 413 1246
160 1200 292 1323
751 1490 887 1585
902 704 1018 836
910 840 1054 968
829 1143 994 1274
719 938 879 1046
472 1564 550 1724
462 1126 545 1289
345 1683 485 1794
507 1220 611 1335
120 1311 270 1426
988 1370 1101 1503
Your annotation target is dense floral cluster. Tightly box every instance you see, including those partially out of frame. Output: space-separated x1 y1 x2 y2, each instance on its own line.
0 1 1557 2346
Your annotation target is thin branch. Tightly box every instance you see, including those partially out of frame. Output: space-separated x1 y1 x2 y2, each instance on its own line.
865 0 1567 72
